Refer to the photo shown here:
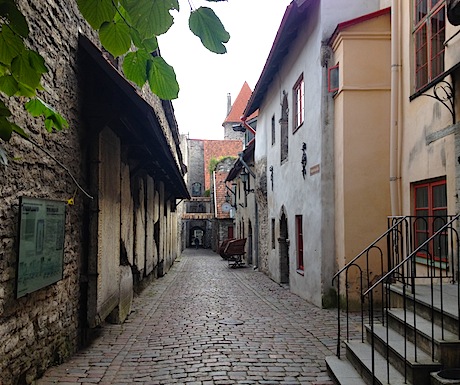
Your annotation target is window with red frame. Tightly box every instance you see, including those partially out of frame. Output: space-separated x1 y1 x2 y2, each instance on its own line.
295 215 304 271
293 74 304 132
413 0 445 91
414 178 447 262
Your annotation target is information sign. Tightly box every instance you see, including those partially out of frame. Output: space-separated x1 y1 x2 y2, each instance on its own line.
16 197 66 298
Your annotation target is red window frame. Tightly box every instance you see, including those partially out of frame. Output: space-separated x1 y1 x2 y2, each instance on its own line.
293 74 304 132
295 215 304 271
328 64 339 93
413 178 447 262
413 0 445 91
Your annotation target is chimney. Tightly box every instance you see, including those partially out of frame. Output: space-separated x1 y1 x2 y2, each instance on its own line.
227 93 232 115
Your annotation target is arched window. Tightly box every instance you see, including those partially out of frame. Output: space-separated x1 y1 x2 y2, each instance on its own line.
191 182 201 197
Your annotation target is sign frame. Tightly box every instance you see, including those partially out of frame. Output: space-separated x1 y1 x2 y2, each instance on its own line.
16 197 66 298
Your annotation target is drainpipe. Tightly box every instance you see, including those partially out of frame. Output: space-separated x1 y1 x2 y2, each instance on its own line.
213 170 218 216
240 116 257 136
390 0 402 216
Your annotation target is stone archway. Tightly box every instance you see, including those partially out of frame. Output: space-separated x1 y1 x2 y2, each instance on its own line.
189 226 204 248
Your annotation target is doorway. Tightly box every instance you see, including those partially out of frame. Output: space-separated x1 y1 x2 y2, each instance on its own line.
279 211 289 284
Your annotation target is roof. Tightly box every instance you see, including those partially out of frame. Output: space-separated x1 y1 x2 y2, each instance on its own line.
79 34 190 199
223 82 257 124
243 0 313 117
328 7 391 46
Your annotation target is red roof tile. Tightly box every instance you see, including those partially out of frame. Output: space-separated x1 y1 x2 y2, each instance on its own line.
223 82 255 124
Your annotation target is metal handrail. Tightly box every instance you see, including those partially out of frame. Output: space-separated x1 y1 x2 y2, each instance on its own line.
333 213 460 385
332 216 406 284
363 213 460 297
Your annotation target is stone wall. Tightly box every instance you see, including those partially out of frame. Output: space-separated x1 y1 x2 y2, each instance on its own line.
255 158 269 274
188 140 205 196
0 1 93 382
0 2 187 383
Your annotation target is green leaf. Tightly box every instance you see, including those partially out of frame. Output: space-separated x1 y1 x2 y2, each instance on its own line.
189 7 229 54
0 0 29 37
25 98 47 116
122 49 151 88
147 56 179 100
77 0 116 30
0 26 24 65
11 50 42 91
123 0 178 39
0 74 18 96
141 36 158 52
11 123 27 137
99 20 132 57
25 98 68 132
0 117 13 140
130 29 158 52
17 82 36 97
0 143 7 165
28 50 48 74
0 98 11 116
44 112 68 132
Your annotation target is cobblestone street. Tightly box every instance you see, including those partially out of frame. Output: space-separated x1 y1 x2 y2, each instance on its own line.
37 249 343 385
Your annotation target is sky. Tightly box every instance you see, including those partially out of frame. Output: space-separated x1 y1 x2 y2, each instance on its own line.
159 0 291 140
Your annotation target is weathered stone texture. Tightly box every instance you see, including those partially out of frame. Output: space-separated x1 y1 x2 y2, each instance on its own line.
0 1 94 383
255 158 269 274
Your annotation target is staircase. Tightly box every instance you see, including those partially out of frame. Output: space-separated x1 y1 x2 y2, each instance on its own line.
326 215 460 385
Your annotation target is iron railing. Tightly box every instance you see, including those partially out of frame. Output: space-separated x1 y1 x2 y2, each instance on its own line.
333 214 460 384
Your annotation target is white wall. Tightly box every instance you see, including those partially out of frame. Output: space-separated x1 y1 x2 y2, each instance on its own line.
254 0 381 306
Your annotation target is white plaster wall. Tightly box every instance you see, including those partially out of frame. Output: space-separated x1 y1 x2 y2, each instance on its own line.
254 0 381 306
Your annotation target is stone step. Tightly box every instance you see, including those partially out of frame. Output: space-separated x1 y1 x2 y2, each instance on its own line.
387 308 460 367
389 284 460 336
325 355 367 385
366 322 441 384
345 340 409 385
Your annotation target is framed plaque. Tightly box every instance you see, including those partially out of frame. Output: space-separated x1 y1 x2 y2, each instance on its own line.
16 197 66 298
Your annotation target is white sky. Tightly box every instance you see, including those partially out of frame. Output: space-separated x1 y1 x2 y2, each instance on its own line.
159 0 291 140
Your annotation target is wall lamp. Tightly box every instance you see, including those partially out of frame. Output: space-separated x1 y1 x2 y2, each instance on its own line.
240 169 254 195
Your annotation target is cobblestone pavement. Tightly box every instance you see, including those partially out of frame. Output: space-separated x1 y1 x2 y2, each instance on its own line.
38 249 346 385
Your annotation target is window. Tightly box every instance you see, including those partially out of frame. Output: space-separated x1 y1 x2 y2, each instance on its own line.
191 182 201 197
413 0 445 91
293 74 304 131
271 115 275 145
296 215 304 271
328 64 339 93
414 178 447 262
280 92 289 163
271 218 276 249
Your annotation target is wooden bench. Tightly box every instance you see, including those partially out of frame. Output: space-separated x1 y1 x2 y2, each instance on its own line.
223 238 246 268
219 238 234 260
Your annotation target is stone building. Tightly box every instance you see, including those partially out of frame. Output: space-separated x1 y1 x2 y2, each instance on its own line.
0 2 188 384
243 0 384 307
181 138 241 249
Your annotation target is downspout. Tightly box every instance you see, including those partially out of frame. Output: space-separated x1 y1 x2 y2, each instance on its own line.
213 170 218 216
390 0 402 216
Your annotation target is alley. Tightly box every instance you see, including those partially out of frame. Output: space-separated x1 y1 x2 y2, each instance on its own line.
38 249 341 385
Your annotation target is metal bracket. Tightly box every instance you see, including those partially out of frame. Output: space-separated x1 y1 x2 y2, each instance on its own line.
421 80 456 124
